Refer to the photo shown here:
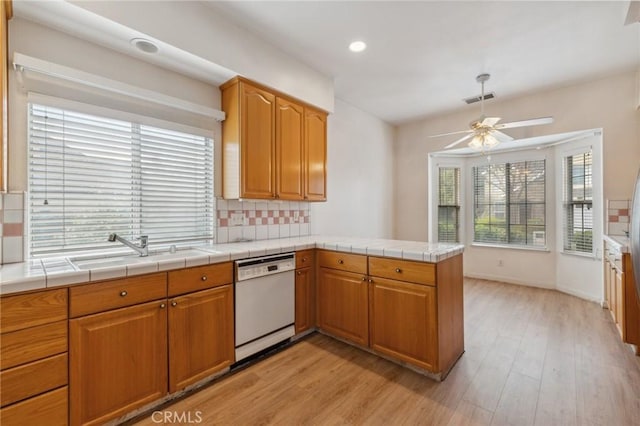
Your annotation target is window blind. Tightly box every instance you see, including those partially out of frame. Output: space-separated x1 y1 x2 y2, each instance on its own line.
28 103 214 257
438 167 460 242
473 160 546 247
563 151 593 253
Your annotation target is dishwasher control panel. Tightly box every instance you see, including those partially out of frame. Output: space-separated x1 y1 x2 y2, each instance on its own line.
235 253 295 281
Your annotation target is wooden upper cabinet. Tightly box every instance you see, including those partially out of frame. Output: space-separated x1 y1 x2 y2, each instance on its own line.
221 76 327 201
222 79 276 200
276 97 304 200
304 108 327 201
240 82 276 199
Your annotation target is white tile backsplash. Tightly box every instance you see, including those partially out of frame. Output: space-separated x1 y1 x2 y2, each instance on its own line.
2 237 24 264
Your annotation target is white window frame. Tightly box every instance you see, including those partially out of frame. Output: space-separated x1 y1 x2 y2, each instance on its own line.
428 156 465 243
27 95 216 258
555 136 603 259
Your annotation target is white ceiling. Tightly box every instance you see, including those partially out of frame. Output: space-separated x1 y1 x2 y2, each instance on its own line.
13 1 640 125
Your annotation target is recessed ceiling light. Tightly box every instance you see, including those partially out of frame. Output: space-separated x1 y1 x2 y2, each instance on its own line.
130 38 159 54
349 40 367 53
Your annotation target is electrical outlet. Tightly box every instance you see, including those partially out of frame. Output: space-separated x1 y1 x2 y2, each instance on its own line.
293 211 300 223
230 212 245 226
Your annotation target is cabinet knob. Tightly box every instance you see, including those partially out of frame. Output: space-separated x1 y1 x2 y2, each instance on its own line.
297 271 302 275
362 277 367 281
338 259 344 264
159 303 166 309
368 279 373 283
302 257 308 262
171 301 178 307
395 268 402 273
201 275 208 282
120 290 128 297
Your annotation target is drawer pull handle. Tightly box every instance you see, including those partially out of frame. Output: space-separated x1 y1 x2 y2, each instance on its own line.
120 291 128 297
338 259 344 264
171 301 178 307
395 268 402 273
201 275 208 282
303 257 308 262
159 303 166 309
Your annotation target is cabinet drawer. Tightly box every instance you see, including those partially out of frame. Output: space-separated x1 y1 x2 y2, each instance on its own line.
1 353 68 407
0 289 68 334
70 273 167 317
0 386 68 426
318 250 367 274
296 249 315 269
1 320 67 370
369 257 436 286
168 262 233 296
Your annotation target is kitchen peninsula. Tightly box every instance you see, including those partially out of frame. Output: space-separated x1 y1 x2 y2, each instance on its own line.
0 236 464 426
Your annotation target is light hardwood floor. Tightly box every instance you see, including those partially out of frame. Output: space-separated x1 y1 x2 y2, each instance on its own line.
132 278 640 425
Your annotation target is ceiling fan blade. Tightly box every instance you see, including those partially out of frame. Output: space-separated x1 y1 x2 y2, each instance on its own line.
444 133 474 149
491 130 514 142
481 117 501 127
429 129 473 138
495 116 554 130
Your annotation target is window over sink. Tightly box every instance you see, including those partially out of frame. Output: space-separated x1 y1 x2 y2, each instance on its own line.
28 102 214 257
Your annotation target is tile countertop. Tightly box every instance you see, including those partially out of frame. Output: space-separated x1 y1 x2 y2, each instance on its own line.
603 234 630 253
0 235 464 295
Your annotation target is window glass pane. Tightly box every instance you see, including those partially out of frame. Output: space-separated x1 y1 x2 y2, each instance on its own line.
438 167 460 242
28 103 214 257
473 159 545 247
563 151 593 253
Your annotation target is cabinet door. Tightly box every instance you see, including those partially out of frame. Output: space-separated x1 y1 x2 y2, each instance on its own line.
168 285 234 393
69 300 167 426
276 97 304 200
369 277 438 371
317 268 368 346
304 108 327 201
615 269 625 338
604 259 611 308
295 266 314 334
240 82 276 199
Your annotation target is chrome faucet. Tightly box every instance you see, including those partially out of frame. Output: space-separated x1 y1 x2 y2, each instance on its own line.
108 233 149 257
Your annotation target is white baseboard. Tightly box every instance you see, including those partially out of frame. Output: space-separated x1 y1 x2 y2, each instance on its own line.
465 273 602 304
464 272 555 289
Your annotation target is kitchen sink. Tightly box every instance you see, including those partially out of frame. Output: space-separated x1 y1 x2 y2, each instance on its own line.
70 255 147 270
69 248 211 270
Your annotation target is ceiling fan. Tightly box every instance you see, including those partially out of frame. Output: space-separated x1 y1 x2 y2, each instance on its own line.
431 74 553 151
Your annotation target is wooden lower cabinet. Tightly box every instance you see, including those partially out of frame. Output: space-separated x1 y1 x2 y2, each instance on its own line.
0 386 68 426
168 285 234 393
295 266 314 334
317 267 369 346
0 288 69 425
369 277 438 371
70 300 168 426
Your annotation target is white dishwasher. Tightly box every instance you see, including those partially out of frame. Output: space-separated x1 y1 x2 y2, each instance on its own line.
234 253 295 361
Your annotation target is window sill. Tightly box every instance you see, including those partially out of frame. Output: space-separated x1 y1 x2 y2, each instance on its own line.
471 242 550 253
561 250 596 259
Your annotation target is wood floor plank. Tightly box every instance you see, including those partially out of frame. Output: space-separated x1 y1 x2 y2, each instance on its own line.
130 279 640 426
491 371 540 426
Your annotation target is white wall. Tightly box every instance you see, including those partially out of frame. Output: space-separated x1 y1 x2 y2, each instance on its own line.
66 0 334 112
8 18 222 192
311 99 395 238
395 71 639 298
